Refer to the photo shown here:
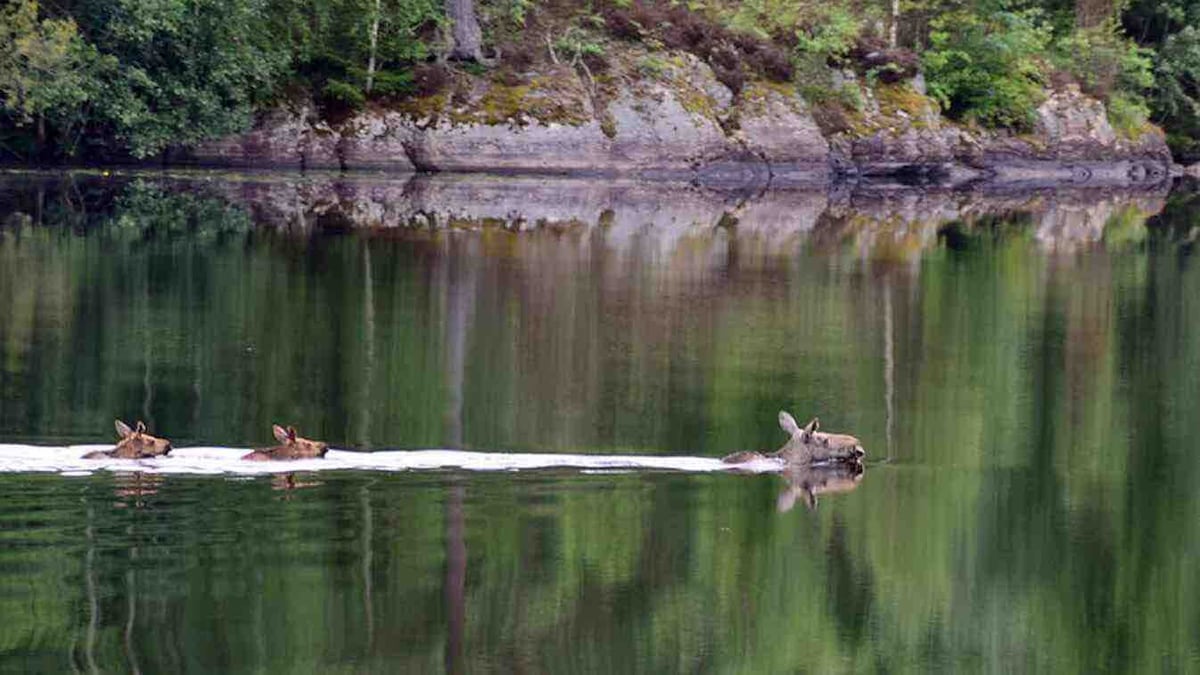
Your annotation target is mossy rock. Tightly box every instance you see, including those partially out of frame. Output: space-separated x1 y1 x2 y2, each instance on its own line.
397 68 592 128
843 83 942 138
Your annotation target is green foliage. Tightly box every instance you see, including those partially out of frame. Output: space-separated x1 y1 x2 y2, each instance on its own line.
1122 0 1200 48
637 55 668 78
322 79 367 109
0 0 106 155
0 1 86 124
554 27 606 60
0 0 1197 158
793 7 861 61
373 0 442 63
1150 26 1200 159
272 0 440 71
58 0 292 158
370 69 416 97
1053 23 1153 100
923 9 1052 129
0 0 443 158
480 0 536 32
1106 91 1152 138
723 0 809 39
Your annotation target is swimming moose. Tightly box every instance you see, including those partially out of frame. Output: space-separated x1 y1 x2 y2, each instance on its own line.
83 420 173 459
242 425 329 461
722 411 866 465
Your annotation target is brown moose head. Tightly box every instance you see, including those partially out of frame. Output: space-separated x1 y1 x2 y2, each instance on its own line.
777 412 866 464
722 411 866 465
83 420 172 459
242 424 329 461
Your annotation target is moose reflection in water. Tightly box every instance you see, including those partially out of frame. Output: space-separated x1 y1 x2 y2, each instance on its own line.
82 420 173 459
242 424 329 461
111 472 164 508
722 411 866 465
776 461 865 511
271 473 323 492
722 411 867 511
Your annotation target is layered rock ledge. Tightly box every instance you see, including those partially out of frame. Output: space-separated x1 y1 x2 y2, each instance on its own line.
184 50 1174 189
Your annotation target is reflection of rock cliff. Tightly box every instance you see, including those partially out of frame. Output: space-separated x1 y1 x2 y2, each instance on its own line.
187 174 1168 259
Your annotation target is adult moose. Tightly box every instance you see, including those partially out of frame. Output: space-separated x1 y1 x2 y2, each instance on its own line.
722 412 866 465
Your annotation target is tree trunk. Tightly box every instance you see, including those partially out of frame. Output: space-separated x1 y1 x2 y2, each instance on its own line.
445 0 483 61
889 0 900 48
444 484 466 675
365 0 381 94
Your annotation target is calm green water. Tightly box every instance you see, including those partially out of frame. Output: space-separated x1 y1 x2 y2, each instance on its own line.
2 172 1200 672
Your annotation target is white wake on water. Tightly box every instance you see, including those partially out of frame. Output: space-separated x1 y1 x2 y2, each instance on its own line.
0 445 784 476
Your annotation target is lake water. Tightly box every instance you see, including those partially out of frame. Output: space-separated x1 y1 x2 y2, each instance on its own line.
1 171 1199 672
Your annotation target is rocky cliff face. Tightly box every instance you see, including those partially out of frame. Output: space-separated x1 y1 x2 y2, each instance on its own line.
186 52 1172 188
827 83 1171 186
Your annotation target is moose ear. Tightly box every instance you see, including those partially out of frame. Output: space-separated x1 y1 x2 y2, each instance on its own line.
778 411 801 437
115 419 134 439
287 426 298 442
135 421 147 435
802 417 820 439
273 424 290 444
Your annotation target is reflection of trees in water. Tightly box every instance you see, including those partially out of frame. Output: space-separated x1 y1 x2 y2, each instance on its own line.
83 504 99 674
2 176 1200 670
442 233 476 675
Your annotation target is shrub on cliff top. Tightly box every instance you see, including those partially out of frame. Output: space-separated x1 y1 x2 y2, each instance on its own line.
1052 24 1153 102
851 36 920 84
924 9 1052 130
1150 26 1200 160
600 1 793 93
413 64 453 97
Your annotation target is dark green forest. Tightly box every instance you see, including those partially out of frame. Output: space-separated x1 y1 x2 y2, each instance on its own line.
1 0 1199 162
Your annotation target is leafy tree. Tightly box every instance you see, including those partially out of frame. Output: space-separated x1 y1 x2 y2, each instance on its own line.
1053 22 1154 101
1150 26 1200 158
924 8 1053 129
267 0 440 106
1122 0 1200 46
60 0 291 158
0 0 101 154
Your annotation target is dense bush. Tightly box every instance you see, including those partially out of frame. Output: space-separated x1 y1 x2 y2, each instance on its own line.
923 9 1052 130
321 79 367 111
793 6 861 63
1151 27 1200 159
1053 23 1153 101
601 1 793 93
851 37 921 83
